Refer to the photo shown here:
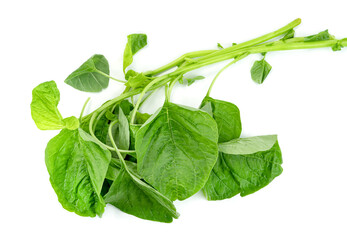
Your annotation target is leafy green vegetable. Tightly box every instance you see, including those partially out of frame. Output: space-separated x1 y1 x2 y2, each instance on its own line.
135 102 219 201
105 167 179 223
250 57 272 84
203 135 282 200
45 128 111 217
65 54 110 92
31 81 79 130
123 34 147 72
200 96 241 143
32 19 347 222
304 30 333 42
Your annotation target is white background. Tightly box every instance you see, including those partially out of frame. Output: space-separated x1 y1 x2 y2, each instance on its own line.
1 0 347 239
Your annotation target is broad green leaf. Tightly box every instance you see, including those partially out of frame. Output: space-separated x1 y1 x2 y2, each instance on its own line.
250 58 272 84
218 135 278 154
282 29 295 40
123 34 147 72
135 111 152 124
45 128 111 217
105 167 179 223
200 97 242 143
304 30 333 42
202 135 282 200
31 81 79 130
65 54 110 92
135 102 219 201
125 72 151 89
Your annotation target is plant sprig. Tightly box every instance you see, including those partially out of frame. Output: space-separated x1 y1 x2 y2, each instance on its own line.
31 18 346 222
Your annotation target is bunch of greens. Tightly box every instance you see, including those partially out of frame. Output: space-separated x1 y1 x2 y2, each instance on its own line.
31 19 346 222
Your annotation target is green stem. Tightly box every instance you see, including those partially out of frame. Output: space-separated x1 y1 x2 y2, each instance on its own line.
130 75 168 124
143 50 216 76
167 74 183 101
206 53 249 97
79 97 91 121
96 70 127 83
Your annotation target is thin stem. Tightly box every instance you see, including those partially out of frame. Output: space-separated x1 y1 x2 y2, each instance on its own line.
108 120 127 167
130 75 168 124
143 50 216 76
138 88 158 109
167 74 183 100
165 84 170 102
79 97 91 121
206 53 249 97
95 70 127 83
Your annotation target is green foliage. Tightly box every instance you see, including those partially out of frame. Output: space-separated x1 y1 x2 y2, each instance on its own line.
123 34 147 72
200 96 242 143
135 102 219 201
45 128 111 217
105 167 179 222
203 135 282 200
65 54 110 92
250 57 272 84
32 19 347 222
31 81 79 130
304 30 333 42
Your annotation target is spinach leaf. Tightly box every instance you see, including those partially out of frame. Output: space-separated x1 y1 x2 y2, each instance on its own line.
200 96 242 143
304 30 333 42
202 135 282 200
135 102 219 201
105 167 179 223
65 54 110 92
45 128 111 217
31 81 79 130
250 57 272 84
123 34 147 72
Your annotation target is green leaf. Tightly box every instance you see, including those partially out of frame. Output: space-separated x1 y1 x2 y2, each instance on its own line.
105 167 179 223
304 30 333 42
117 107 130 151
45 128 111 217
135 111 151 124
123 34 147 72
250 58 272 84
218 135 278 154
202 135 282 200
200 97 242 143
125 72 151 89
31 81 79 130
282 29 295 40
135 102 219 201
332 41 344 51
65 54 110 92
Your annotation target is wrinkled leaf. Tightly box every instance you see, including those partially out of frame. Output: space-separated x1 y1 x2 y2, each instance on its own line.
31 81 79 130
45 128 111 217
123 34 147 72
250 58 272 84
105 167 179 223
135 102 219 201
202 135 282 200
65 54 110 92
200 97 241 143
